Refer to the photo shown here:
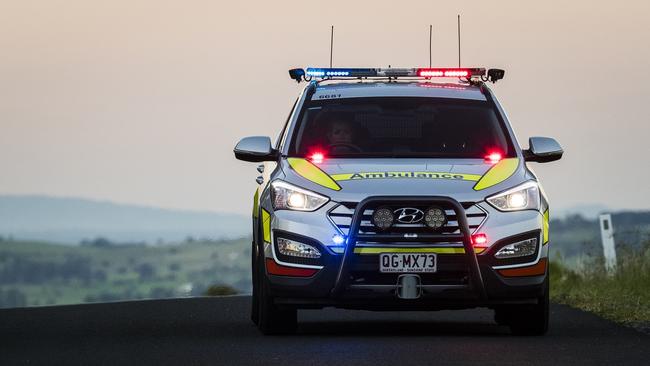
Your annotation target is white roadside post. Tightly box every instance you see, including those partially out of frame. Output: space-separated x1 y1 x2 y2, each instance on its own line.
599 214 617 274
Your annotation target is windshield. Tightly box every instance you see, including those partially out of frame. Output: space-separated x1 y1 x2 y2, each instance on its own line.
289 97 515 159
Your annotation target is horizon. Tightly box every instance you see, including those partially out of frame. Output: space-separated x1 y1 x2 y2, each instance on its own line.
1 192 645 217
1 193 647 245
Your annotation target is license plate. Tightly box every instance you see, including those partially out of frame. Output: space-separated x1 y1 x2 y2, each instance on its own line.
379 253 437 273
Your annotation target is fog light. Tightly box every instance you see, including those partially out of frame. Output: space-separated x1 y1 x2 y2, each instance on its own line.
277 238 321 258
495 238 537 259
372 207 394 230
332 234 345 245
424 206 447 229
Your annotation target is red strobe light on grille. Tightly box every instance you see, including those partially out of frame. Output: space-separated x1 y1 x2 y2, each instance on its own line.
471 233 489 247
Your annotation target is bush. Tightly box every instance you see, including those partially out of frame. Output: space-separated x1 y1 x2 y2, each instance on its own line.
134 262 156 280
204 284 238 296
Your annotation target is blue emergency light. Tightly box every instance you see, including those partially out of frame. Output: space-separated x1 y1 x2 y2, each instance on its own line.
305 68 378 78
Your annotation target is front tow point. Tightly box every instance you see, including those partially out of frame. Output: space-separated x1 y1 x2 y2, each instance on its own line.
397 274 421 299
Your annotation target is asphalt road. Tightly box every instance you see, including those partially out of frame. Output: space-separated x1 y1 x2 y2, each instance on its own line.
1 296 649 365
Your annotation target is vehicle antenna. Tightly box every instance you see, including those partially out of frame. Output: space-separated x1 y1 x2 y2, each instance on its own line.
330 25 334 68
429 24 433 68
457 15 461 67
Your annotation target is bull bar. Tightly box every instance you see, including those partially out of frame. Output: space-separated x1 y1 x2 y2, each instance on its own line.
330 196 488 299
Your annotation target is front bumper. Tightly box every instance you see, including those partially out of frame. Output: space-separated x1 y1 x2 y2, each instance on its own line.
263 196 547 310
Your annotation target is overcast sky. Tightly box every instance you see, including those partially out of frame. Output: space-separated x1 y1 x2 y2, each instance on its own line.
1 0 649 214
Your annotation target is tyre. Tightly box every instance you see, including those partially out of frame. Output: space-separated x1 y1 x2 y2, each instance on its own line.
256 257 297 335
508 277 549 336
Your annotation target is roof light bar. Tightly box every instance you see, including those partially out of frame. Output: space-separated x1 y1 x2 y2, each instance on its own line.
301 67 486 79
291 67 503 83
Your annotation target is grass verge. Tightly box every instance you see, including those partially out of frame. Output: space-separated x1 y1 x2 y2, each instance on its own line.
550 241 650 327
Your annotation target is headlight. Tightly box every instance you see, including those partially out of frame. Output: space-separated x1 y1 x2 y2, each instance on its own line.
486 181 540 212
271 180 329 211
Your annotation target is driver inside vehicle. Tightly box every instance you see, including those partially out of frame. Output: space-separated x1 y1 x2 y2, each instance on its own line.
325 114 362 153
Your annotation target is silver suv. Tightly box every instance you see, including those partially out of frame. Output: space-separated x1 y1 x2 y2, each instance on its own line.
234 67 563 335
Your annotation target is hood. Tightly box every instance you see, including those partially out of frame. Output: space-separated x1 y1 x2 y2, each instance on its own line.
280 158 527 203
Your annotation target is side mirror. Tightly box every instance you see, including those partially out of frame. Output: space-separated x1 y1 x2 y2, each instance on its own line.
524 137 563 163
233 136 277 162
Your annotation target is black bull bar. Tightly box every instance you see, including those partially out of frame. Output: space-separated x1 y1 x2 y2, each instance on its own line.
330 196 488 299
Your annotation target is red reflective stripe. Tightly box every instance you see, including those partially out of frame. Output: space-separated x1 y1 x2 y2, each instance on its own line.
265 259 318 277
497 258 547 277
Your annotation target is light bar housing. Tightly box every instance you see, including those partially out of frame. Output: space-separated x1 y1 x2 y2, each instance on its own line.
300 67 488 80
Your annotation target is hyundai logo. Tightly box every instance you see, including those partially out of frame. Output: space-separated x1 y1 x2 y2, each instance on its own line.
394 208 425 224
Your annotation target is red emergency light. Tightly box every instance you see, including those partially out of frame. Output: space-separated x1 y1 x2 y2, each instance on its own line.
416 68 479 78
484 151 503 164
472 233 489 247
309 151 325 164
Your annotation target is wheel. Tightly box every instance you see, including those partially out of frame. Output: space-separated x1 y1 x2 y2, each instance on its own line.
256 260 297 335
253 252 298 334
250 241 259 325
508 277 549 336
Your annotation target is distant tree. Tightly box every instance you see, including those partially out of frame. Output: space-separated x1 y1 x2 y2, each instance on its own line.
135 262 156 280
80 237 114 247
91 237 113 247
168 262 181 272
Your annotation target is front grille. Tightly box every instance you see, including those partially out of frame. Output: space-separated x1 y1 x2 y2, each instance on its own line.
327 201 487 243
329 196 489 298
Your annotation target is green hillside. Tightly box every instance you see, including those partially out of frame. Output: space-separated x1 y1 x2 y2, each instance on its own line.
0 237 251 308
1 211 649 309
